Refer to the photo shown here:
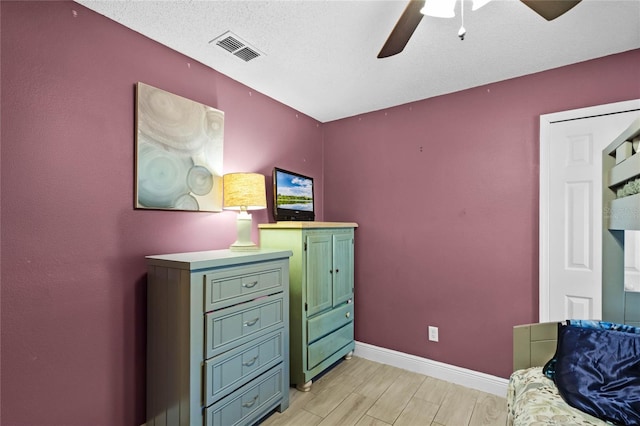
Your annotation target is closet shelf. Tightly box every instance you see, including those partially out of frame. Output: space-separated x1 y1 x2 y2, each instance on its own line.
608 151 640 189
608 193 640 231
604 117 640 231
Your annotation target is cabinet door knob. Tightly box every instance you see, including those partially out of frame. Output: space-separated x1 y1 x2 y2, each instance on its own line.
336 269 339 273
242 280 258 288
244 317 259 327
243 356 259 367
242 395 259 408
345 312 351 318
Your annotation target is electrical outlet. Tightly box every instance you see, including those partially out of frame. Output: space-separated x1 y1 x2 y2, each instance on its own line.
428 326 439 342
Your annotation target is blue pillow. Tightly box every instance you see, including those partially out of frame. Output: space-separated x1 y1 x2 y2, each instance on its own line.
546 320 640 425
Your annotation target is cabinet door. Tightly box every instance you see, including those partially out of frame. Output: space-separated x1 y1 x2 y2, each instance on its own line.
332 232 354 306
305 234 333 317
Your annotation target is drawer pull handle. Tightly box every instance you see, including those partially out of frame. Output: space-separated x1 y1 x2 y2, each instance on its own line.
345 312 351 318
243 356 259 367
244 317 259 327
243 280 258 288
242 395 259 408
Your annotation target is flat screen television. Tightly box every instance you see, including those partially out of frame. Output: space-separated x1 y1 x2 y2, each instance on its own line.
273 167 315 221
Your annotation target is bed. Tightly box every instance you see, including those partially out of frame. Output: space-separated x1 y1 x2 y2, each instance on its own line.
507 322 610 426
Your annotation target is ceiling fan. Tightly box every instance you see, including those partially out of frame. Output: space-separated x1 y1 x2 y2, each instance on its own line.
377 0 582 58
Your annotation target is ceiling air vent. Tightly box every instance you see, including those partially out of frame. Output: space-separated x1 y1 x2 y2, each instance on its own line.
211 31 264 62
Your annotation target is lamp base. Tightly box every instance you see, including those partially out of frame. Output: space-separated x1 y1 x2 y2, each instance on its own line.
230 210 259 251
229 242 259 251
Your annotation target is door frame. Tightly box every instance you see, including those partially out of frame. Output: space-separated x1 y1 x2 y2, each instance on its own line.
539 99 640 322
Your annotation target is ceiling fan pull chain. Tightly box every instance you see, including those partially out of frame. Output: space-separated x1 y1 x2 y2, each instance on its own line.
458 0 466 40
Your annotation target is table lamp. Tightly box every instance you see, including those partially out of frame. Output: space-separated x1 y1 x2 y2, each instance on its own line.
223 172 267 250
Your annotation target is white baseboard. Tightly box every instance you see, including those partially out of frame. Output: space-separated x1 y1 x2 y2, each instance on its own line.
354 341 509 397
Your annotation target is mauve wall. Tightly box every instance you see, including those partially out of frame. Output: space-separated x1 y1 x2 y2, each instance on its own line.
1 2 322 425
2 0 640 425
323 49 640 379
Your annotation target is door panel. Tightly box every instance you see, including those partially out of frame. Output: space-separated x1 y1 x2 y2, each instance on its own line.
564 181 592 270
332 233 354 306
305 234 332 317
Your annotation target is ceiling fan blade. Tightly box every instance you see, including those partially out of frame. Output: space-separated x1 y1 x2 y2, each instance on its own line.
377 0 426 58
520 0 582 21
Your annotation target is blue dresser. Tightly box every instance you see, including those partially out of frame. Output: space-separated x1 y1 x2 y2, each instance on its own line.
146 249 292 426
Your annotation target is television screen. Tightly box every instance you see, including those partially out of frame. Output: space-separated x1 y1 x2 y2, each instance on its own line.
273 167 315 221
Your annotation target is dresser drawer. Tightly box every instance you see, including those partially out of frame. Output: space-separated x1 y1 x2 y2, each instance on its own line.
205 294 284 359
205 367 284 426
204 330 283 406
308 322 354 369
307 302 353 343
204 260 285 312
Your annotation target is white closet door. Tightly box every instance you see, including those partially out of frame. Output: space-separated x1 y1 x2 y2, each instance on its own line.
541 103 640 322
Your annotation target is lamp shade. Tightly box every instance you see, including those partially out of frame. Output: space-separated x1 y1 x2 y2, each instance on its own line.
223 173 267 210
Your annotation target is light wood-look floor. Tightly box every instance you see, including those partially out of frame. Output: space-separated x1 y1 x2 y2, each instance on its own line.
260 356 507 426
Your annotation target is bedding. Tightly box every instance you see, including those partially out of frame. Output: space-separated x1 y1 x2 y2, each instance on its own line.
507 367 609 426
509 321 640 426
545 321 640 425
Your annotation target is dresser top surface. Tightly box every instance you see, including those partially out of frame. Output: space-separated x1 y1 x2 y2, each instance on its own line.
146 248 292 270
259 221 358 229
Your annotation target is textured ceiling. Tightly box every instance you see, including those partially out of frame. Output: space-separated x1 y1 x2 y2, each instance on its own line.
76 0 640 123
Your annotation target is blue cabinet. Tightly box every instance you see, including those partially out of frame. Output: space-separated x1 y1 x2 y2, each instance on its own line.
259 222 357 391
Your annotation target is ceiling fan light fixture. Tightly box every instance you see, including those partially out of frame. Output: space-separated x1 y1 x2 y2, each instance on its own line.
420 0 456 18
379 0 585 59
472 0 492 11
